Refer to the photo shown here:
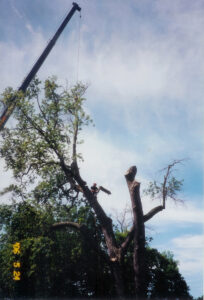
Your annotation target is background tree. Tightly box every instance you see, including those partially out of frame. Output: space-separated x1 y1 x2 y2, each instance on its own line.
0 200 192 299
0 200 113 298
0 77 187 298
194 296 203 300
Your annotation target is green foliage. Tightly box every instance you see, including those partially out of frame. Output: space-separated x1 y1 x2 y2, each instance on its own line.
0 77 92 201
144 176 183 203
0 201 192 299
146 247 192 299
0 200 112 298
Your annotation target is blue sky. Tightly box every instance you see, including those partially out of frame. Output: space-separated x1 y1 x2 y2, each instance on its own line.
0 0 203 297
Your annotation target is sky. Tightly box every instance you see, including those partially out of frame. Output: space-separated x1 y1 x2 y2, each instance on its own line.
0 0 203 297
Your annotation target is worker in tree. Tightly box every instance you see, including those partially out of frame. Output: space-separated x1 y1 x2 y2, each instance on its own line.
91 183 99 196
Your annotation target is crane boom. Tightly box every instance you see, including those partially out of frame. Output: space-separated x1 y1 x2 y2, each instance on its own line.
0 2 81 130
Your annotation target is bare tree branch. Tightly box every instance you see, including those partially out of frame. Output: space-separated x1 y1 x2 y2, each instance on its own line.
112 203 132 232
51 221 102 255
36 94 49 125
120 226 134 254
51 221 80 230
22 160 60 177
51 221 82 231
143 205 164 222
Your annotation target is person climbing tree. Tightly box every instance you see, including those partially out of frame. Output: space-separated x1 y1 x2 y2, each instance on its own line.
91 183 99 196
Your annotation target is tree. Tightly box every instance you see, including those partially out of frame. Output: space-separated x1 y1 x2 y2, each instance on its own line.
0 77 186 298
0 201 192 299
145 248 192 299
0 201 54 297
0 200 113 298
124 160 184 298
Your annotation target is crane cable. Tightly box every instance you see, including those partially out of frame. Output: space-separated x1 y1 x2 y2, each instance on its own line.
76 11 81 83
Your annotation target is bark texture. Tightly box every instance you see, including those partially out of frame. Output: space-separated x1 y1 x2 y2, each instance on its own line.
125 166 146 298
54 160 168 298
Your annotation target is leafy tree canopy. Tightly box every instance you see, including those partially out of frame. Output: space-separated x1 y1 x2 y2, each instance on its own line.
0 77 92 204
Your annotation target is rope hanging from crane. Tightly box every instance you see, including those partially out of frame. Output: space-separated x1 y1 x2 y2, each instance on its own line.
76 9 82 82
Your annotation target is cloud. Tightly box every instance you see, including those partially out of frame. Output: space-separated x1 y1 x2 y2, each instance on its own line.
79 129 140 212
2 0 204 125
145 200 204 226
78 2 204 103
9 0 35 35
78 129 203 224
0 31 48 92
9 0 24 19
173 234 203 249
153 233 203 297
25 23 35 34
171 234 203 275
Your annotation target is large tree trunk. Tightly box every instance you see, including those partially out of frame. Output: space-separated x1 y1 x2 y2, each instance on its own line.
67 169 126 298
59 158 169 298
125 166 146 298
111 261 125 298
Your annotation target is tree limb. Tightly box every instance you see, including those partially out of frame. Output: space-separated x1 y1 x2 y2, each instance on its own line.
19 106 65 162
72 117 78 163
124 166 146 295
161 159 186 208
125 166 137 183
51 221 101 255
121 226 134 254
22 160 60 177
51 221 82 231
143 205 164 222
36 94 49 126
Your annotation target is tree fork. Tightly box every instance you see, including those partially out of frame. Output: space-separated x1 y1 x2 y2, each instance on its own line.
60 161 125 297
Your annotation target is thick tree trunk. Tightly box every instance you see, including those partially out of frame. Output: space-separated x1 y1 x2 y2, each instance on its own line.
125 166 146 298
132 183 146 298
64 168 126 298
111 261 125 299
59 159 168 299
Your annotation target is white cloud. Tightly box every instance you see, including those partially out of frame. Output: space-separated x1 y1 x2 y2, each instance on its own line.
146 200 204 226
154 233 203 297
78 129 203 226
9 0 24 19
1 0 204 140
79 129 140 212
172 234 204 275
0 32 46 91
173 234 203 249
25 23 35 34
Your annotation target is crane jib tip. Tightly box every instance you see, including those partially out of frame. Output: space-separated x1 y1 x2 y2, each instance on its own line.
72 2 81 12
